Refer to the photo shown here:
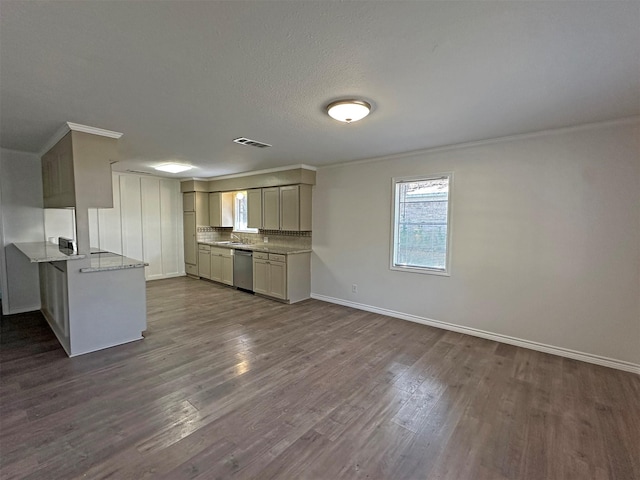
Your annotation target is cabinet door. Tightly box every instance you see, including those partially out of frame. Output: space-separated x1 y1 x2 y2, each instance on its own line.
195 192 209 225
209 192 221 227
198 250 211 279
247 188 263 229
221 255 234 286
253 259 269 294
183 192 195 212
210 253 223 282
262 187 280 230
299 184 312 231
269 261 287 300
280 185 300 231
183 212 197 265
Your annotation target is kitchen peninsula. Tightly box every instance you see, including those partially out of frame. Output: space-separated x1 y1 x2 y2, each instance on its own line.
18 122 149 357
14 242 147 357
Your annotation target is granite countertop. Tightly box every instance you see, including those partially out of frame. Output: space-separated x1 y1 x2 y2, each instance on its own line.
80 252 148 273
14 242 86 263
198 241 312 255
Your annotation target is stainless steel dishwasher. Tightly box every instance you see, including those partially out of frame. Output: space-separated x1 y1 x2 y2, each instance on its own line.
233 249 253 291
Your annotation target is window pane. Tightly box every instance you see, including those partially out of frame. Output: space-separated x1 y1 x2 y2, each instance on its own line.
394 176 449 271
233 191 258 233
235 192 248 230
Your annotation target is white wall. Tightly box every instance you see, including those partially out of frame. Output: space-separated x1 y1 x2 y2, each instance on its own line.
0 149 45 314
89 172 184 280
312 120 640 370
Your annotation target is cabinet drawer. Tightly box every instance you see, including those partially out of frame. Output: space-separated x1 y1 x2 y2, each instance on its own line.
211 247 233 256
198 244 211 252
268 253 286 263
185 263 199 276
254 252 269 260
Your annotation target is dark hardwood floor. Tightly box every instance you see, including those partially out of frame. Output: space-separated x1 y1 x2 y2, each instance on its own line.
1 276 639 479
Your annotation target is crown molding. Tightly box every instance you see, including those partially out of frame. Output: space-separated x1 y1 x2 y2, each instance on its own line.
204 163 317 181
320 115 640 170
66 122 123 139
39 122 123 157
179 163 318 182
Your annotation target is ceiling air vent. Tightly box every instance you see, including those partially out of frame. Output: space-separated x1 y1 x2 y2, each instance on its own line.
126 169 153 175
233 137 272 148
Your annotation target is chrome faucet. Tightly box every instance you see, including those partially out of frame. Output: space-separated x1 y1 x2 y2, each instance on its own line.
230 233 242 243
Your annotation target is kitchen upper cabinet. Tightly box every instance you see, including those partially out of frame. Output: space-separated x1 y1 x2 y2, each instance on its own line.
209 192 233 227
183 192 209 224
247 188 263 229
262 187 280 230
183 192 196 212
210 247 233 285
261 185 312 231
280 184 312 231
42 131 116 209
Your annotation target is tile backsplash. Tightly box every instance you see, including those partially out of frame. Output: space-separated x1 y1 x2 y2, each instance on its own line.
197 227 311 250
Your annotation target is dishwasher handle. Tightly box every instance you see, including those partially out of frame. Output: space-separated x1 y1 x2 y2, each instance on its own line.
234 250 253 256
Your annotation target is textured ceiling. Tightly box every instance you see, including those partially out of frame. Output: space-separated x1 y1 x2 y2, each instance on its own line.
1 1 638 178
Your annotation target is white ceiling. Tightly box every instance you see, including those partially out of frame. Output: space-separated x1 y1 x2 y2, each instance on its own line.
1 1 638 179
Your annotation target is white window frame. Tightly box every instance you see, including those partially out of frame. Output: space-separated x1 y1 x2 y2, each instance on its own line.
390 173 453 276
233 191 258 234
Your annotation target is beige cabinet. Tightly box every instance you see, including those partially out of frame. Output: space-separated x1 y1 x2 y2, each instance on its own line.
247 188 263 229
209 192 234 227
198 244 211 279
183 192 209 275
280 184 312 231
184 212 197 267
39 261 70 343
183 192 209 223
210 247 234 285
261 185 312 232
42 131 116 209
253 251 310 303
262 187 280 230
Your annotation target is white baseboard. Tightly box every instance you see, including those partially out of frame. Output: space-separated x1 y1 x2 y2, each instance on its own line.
4 304 41 316
146 272 186 281
310 293 640 375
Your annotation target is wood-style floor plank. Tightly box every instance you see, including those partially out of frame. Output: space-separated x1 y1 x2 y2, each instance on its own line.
1 276 639 479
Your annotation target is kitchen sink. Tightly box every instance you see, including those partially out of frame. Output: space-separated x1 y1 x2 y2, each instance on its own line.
216 241 252 247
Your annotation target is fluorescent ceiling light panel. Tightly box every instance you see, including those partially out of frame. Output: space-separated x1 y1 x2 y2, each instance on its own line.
154 164 193 173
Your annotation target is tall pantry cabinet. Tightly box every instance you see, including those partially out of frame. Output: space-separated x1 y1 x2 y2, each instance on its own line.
183 192 209 276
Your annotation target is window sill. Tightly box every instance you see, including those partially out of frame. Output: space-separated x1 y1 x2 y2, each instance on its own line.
390 265 450 277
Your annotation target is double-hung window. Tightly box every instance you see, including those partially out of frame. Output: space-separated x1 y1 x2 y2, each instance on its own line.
391 174 452 275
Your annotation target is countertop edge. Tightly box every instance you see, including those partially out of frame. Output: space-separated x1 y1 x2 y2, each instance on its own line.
198 242 312 255
14 242 87 263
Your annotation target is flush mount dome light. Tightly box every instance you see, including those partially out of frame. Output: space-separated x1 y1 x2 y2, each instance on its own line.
326 99 371 123
154 163 193 174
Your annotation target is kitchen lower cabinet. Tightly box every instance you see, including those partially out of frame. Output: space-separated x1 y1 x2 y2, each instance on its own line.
184 212 197 265
39 261 70 347
210 247 233 285
198 244 211 279
253 252 310 303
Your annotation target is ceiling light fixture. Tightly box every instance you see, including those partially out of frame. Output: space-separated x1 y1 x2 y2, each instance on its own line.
154 163 193 174
326 99 372 123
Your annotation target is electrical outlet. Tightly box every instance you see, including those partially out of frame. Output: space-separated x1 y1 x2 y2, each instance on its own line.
263 237 269 243
352 284 358 293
